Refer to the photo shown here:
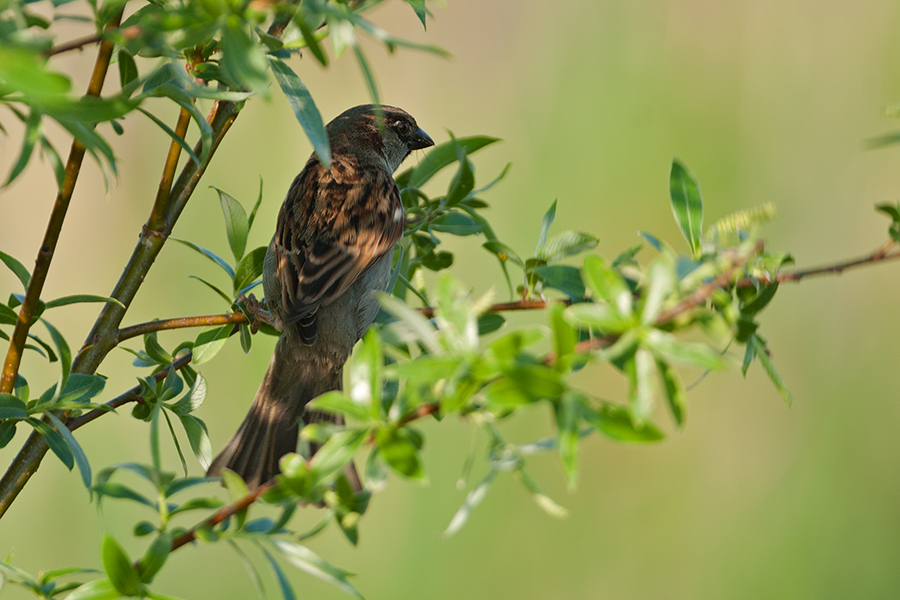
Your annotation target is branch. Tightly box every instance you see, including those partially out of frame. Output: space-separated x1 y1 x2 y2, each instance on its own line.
739 238 900 286
46 26 141 57
0 12 124 517
117 313 248 344
66 352 194 432
0 11 123 396
147 107 192 233
170 481 275 552
418 299 559 319
0 3 303 516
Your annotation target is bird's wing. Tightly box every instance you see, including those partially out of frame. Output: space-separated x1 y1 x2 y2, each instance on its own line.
272 157 405 328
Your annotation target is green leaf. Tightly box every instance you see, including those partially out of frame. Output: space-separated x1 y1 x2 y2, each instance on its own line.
0 420 17 448
0 46 71 100
536 231 599 262
629 348 655 422
516 469 568 519
46 412 91 489
644 329 727 371
352 43 380 106
92 482 156 509
445 138 475 207
262 547 297 600
233 246 267 295
101 534 141 596
42 319 71 398
399 136 500 189
191 325 232 365
136 532 171 583
443 470 496 536
27 417 73 469
326 12 355 58
44 294 125 310
171 238 235 278
221 21 270 96
582 254 632 317
482 240 524 268
249 177 264 231
188 275 234 306
556 391 582 489
270 539 363 600
295 13 329 66
586 404 664 442
138 108 201 167
532 265 585 299
565 303 633 334
348 328 382 415
0 394 28 419
307 428 368 489
64 578 120 600
747 333 792 405
656 358 686 427
0 303 18 326
641 259 675 324
4 108 41 186
39 135 65 189
0 250 30 289
536 199 557 252
376 292 440 354
431 212 481 236
402 0 432 28
375 427 426 480
168 373 207 416
179 414 212 470
210 186 250 262
308 392 371 421
117 50 138 88
269 57 331 167
669 159 704 257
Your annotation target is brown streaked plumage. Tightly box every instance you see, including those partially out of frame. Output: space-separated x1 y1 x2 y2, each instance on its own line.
207 105 433 489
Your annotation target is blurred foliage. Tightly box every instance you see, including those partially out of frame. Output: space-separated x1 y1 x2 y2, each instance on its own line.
1 0 898 599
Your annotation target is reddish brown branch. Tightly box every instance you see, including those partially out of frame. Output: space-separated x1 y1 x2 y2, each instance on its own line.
117 313 248 344
46 34 103 57
170 481 275 552
46 26 141 57
738 239 900 286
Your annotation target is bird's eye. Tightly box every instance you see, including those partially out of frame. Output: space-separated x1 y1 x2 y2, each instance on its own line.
395 121 412 136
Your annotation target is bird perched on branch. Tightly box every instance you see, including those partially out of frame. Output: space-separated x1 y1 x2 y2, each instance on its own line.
208 104 434 488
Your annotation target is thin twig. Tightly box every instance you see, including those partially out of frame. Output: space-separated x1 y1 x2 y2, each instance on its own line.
46 26 141 57
117 313 248 343
738 239 900 286
170 481 275 552
46 33 103 57
66 353 194 432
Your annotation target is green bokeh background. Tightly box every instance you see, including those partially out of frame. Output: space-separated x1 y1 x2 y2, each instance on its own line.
3 1 900 598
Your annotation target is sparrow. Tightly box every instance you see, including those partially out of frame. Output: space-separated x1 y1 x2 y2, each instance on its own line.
207 105 433 489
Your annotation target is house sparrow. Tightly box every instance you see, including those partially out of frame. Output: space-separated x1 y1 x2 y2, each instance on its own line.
207 105 433 489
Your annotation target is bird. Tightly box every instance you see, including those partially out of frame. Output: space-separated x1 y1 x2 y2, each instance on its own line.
207 104 434 489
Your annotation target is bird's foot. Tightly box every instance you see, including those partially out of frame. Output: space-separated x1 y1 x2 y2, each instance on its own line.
238 293 282 333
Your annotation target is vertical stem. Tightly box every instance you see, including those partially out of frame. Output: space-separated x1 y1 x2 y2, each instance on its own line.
147 107 192 233
0 12 123 395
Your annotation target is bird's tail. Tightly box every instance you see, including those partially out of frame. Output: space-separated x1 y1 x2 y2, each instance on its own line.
207 333 343 489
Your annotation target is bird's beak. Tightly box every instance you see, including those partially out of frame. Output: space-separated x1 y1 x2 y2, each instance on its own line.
409 128 434 150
